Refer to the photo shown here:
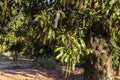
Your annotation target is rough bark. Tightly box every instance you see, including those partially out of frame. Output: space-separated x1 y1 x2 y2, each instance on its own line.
84 19 114 80
84 36 114 80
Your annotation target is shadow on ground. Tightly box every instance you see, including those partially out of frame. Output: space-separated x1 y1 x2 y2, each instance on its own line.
0 53 84 80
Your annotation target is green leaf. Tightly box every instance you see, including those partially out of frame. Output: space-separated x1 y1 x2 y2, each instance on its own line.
56 50 64 59
43 27 48 32
48 27 52 39
83 17 86 28
61 53 67 62
54 47 64 52
65 55 69 62
43 33 48 45
34 15 41 22
40 20 44 27
80 39 86 48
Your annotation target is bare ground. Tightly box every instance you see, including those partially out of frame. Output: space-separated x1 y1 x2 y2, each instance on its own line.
1 53 119 80
0 68 84 80
0 54 84 80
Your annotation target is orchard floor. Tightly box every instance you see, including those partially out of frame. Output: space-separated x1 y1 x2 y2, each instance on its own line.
0 53 120 80
0 68 84 80
0 53 84 80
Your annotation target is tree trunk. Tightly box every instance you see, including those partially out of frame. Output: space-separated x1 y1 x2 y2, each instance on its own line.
84 19 114 80
116 65 120 76
12 51 18 61
84 36 114 80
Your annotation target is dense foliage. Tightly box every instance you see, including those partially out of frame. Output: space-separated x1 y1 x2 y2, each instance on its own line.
0 0 120 78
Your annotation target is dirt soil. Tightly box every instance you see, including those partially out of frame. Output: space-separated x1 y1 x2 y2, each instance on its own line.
0 54 84 80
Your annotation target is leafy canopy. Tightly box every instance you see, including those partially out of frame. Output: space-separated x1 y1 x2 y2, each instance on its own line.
0 0 120 74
